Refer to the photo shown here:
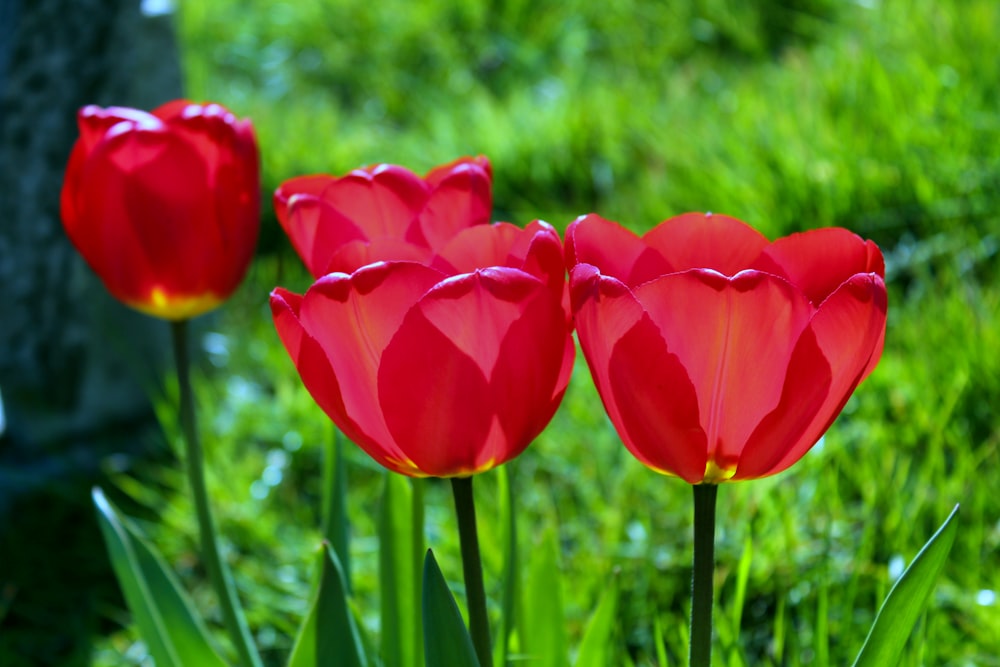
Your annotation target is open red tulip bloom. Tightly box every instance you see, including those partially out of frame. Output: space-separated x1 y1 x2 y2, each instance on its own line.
272 220 574 477
567 213 887 484
274 156 492 278
61 101 260 320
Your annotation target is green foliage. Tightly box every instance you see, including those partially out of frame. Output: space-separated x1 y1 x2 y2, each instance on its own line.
286 544 366 667
422 551 481 667
378 473 423 667
87 1 1000 665
852 505 959 667
92 489 227 667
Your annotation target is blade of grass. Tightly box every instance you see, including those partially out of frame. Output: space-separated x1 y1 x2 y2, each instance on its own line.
379 472 418 667
321 429 350 593
93 488 227 667
493 465 517 667
521 528 567 666
852 504 959 667
574 573 618 667
287 543 365 667
423 549 481 667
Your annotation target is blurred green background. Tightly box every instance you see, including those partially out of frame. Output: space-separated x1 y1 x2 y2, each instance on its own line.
35 0 1000 664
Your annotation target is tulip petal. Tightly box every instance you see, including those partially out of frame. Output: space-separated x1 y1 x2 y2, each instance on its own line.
326 238 434 275
271 287 414 475
424 155 492 187
378 269 569 476
298 263 445 471
642 212 770 277
608 314 707 482
565 214 671 288
732 326 832 479
164 105 260 299
274 175 337 226
755 272 887 476
420 158 492 250
282 195 368 277
316 164 431 246
753 228 886 305
486 271 573 457
569 265 647 446
77 105 160 154
508 220 567 295
430 223 522 275
75 125 217 305
633 269 815 473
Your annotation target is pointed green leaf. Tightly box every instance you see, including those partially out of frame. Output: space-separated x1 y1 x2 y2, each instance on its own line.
287 543 366 667
379 472 419 667
852 504 959 667
321 431 350 593
574 574 618 667
92 488 227 667
422 550 481 667
521 529 568 666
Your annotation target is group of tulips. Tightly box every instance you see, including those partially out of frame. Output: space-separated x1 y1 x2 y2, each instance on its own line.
60 100 887 665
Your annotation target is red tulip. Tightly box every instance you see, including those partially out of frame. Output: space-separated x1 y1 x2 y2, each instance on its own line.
271 220 575 477
566 212 887 483
61 100 260 320
274 156 492 278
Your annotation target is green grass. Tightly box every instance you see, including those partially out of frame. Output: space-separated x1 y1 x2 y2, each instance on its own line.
92 0 1000 665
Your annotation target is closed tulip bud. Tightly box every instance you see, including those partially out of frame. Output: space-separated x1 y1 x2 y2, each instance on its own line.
61 100 260 320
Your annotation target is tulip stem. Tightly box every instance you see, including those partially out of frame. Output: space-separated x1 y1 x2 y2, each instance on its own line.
451 476 493 667
412 477 426 667
171 320 262 667
689 483 718 667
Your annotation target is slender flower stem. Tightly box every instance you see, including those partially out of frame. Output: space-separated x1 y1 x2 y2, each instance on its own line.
171 320 262 667
412 477 426 667
451 476 493 667
689 483 718 667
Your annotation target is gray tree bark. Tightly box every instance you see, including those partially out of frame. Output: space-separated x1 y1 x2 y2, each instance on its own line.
0 0 186 663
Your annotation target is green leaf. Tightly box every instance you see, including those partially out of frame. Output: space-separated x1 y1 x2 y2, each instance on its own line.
852 504 959 667
422 549 481 667
92 488 227 667
521 528 568 666
321 431 350 593
492 465 517 667
287 543 366 667
574 574 618 667
379 472 420 667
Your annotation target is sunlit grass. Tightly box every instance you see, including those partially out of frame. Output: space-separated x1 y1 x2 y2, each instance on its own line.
93 0 1000 664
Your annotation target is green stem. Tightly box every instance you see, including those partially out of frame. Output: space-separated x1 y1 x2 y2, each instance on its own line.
689 483 718 667
451 476 493 667
171 320 262 667
412 478 426 667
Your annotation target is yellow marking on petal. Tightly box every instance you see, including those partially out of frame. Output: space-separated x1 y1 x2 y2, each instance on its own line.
703 458 737 483
127 287 224 321
385 456 497 479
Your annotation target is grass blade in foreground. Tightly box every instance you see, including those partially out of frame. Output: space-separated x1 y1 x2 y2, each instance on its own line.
92 488 227 667
522 528 568 666
320 430 350 591
422 550 481 667
574 573 618 667
287 543 365 667
852 504 959 667
379 472 420 667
